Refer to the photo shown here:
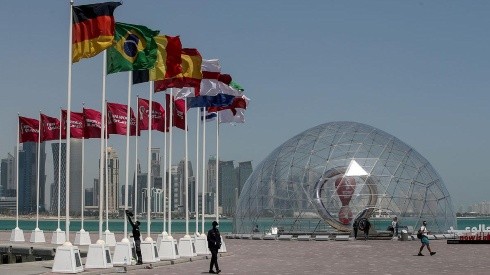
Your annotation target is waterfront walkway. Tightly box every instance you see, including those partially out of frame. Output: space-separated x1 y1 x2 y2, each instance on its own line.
0 231 489 274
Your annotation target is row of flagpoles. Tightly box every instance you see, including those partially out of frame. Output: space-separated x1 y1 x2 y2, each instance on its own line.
12 2 249 269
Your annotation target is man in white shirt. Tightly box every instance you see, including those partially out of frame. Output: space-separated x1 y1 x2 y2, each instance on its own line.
418 221 436 256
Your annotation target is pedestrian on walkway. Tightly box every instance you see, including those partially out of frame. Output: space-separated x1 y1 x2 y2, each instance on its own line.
418 220 436 256
125 210 143 265
207 221 221 274
392 216 399 237
363 218 371 240
352 219 359 239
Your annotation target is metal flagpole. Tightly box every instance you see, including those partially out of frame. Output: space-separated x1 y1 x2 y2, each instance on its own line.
16 114 20 229
65 0 73 245
98 51 107 241
123 72 132 241
184 98 189 237
163 105 167 233
146 81 154 240
105 103 109 232
195 107 200 235
135 95 139 221
35 111 41 231
81 104 85 230
57 108 62 230
201 108 206 234
168 89 173 236
215 114 219 223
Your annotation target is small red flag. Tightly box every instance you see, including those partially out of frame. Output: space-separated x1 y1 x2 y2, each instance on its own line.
62 110 85 139
83 108 102 139
138 98 166 132
107 102 139 136
165 94 187 131
19 116 40 143
40 114 61 142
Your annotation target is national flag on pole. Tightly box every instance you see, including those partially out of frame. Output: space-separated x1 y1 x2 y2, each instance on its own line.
62 110 85 139
19 116 39 143
187 94 236 108
107 22 159 74
132 35 182 84
83 108 102 139
165 94 187 130
137 98 166 132
218 108 246 124
40 114 60 142
106 102 139 136
154 48 202 92
72 2 121 63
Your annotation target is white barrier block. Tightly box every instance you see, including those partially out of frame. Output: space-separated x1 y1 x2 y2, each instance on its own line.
103 230 116 247
113 241 133 266
178 236 197 257
85 242 113 269
158 236 180 260
141 240 160 263
74 229 91 245
30 228 46 243
51 229 66 245
195 235 210 255
52 245 84 273
10 227 25 242
218 236 227 253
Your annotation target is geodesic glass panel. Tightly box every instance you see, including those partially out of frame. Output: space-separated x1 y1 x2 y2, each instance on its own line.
235 121 456 234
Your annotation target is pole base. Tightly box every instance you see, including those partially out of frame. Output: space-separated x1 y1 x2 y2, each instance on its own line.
51 229 66 245
85 242 113 269
52 245 84 273
103 230 116 247
158 236 180 260
30 228 46 243
218 235 227 253
141 240 160 263
194 235 210 255
10 227 25 242
74 230 91 245
113 241 133 266
178 237 197 257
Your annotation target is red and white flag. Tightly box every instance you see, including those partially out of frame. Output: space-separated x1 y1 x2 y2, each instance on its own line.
83 108 102 139
138 98 166 132
166 94 187 131
107 102 139 136
40 114 60 142
19 116 39 143
62 110 85 139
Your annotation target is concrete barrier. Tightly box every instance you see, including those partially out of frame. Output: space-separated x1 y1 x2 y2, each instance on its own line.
278 235 293 241
335 235 350 241
297 235 311 241
241 234 252 240
314 235 330 241
262 235 277 240
252 234 263 240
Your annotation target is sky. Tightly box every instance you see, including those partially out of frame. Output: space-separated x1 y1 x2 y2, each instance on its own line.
0 1 489 210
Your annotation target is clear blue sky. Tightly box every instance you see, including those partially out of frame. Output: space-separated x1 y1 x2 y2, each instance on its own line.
0 1 489 210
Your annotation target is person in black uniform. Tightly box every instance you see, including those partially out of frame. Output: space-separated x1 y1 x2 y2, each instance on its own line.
352 219 359 239
207 221 221 274
126 210 143 265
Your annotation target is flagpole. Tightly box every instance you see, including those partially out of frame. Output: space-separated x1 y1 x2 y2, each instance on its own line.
36 111 41 231
168 89 173 237
195 107 200 235
105 101 110 233
146 81 154 240
57 108 62 231
98 51 107 241
184 97 189 237
65 0 74 245
201 109 207 234
215 115 219 223
81 104 85 230
162 103 167 234
16 113 20 229
135 95 139 221
123 72 132 241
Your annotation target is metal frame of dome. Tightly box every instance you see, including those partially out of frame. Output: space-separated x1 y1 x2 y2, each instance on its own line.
234 121 456 234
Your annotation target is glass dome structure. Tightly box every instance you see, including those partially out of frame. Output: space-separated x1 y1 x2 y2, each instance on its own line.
235 121 456 234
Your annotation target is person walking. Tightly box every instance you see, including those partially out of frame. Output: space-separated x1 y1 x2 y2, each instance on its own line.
126 210 143 265
352 219 359 239
392 216 399 237
363 218 371 240
418 220 436 256
207 221 222 274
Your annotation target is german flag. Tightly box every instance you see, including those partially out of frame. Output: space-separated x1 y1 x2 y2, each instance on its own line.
72 2 121 63
154 48 202 92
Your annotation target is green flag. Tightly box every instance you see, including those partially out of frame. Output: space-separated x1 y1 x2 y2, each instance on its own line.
230 80 244 91
107 22 159 74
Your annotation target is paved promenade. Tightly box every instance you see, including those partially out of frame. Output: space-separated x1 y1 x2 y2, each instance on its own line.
0 231 488 274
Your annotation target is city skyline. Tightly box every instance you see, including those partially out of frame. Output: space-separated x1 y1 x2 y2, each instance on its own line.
1 1 489 209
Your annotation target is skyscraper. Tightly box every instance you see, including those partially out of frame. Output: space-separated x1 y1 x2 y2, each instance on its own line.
177 159 194 214
19 142 46 214
50 140 83 215
1 152 16 197
236 161 253 195
102 147 119 214
220 160 237 216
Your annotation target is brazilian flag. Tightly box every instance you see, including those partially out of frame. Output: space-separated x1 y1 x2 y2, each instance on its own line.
107 22 159 74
